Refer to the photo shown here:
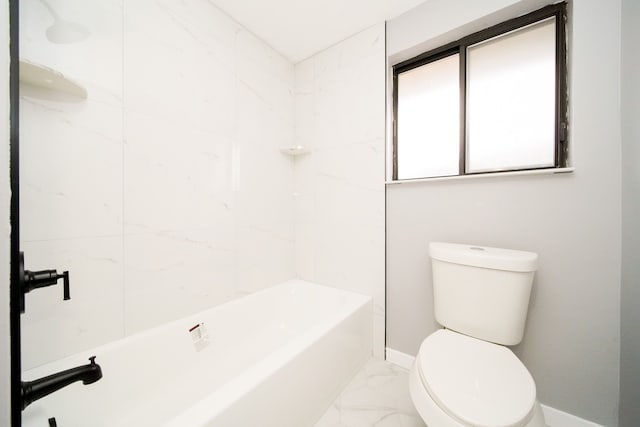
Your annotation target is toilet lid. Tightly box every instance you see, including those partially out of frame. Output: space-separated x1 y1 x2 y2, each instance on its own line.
417 329 536 427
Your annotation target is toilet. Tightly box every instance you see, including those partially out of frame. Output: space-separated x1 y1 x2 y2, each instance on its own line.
409 242 546 427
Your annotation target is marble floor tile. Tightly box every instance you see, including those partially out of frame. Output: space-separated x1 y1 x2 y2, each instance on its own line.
315 359 426 427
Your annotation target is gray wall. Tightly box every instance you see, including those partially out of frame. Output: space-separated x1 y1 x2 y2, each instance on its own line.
620 0 640 425
386 1 622 425
1 0 12 423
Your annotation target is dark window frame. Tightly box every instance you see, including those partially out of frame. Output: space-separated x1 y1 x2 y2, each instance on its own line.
392 2 568 181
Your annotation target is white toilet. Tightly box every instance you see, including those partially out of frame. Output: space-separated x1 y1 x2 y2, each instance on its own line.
409 242 546 427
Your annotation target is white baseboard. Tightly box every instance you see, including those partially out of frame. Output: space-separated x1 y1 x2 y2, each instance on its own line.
385 347 414 370
540 405 604 427
385 347 604 427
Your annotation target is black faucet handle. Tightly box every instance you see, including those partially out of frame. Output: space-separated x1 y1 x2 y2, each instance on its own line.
88 356 97 365
60 271 70 300
19 252 71 313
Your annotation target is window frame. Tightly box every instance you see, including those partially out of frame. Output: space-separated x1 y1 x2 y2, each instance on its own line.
392 2 567 181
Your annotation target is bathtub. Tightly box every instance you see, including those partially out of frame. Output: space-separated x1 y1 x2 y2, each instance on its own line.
22 279 373 427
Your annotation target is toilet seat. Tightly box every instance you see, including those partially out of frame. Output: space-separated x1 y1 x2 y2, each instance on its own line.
416 329 536 427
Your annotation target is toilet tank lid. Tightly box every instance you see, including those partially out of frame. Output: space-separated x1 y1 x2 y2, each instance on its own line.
429 242 538 272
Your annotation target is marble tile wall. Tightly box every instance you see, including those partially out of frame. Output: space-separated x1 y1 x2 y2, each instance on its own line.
20 0 296 369
122 0 296 334
20 0 126 370
293 24 387 358
20 0 385 371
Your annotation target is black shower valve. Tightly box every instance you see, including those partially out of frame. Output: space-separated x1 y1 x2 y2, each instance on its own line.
19 252 71 313
23 269 69 295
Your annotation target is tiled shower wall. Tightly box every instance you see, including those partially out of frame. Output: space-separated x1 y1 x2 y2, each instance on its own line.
293 24 386 358
20 0 385 370
20 0 296 369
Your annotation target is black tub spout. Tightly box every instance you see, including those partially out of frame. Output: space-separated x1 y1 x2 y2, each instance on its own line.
22 356 102 410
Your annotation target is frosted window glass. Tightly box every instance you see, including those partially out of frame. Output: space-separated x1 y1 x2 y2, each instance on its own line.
397 54 459 179
466 18 556 173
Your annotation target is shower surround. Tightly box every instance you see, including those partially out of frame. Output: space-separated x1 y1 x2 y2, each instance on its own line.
20 0 385 371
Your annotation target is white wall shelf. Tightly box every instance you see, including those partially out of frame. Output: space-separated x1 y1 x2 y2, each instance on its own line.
19 59 87 99
280 146 310 157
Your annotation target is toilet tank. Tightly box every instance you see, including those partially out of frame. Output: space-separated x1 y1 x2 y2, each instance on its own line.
429 242 538 346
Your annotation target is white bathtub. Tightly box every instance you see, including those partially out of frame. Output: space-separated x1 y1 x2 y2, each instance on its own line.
22 279 373 427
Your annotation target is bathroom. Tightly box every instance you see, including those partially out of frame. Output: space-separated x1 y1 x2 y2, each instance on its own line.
0 0 638 426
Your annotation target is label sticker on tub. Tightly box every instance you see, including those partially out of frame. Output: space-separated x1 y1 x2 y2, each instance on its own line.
189 323 210 352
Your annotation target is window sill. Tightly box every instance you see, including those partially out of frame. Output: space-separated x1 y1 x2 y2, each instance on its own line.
385 167 574 185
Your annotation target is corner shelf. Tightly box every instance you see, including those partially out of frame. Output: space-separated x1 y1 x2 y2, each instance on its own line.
280 146 310 157
19 59 87 99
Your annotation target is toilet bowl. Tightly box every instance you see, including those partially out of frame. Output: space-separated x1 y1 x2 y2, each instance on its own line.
409 243 546 427
409 329 546 427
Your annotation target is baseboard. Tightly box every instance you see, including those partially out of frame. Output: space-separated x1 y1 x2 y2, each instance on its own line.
385 347 414 370
540 405 604 427
385 347 605 427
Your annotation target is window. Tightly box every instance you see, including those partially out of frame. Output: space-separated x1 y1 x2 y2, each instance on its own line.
392 3 567 180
